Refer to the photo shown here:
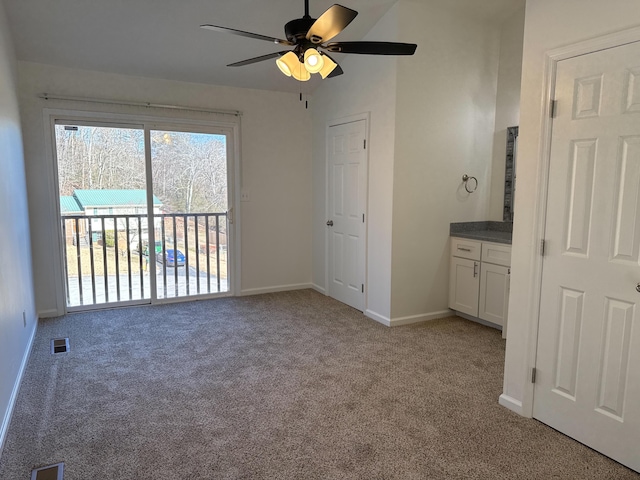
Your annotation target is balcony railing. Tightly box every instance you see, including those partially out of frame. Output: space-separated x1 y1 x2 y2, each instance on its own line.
61 212 228 307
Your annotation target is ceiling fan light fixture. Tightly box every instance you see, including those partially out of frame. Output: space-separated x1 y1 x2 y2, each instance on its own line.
318 54 338 79
276 51 299 77
205 1 417 84
303 48 325 74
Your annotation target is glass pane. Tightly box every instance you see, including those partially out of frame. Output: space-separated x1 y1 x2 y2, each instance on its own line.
150 130 229 299
55 124 151 307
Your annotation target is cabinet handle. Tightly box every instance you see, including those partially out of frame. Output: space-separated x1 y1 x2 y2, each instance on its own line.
473 262 478 278
458 247 472 252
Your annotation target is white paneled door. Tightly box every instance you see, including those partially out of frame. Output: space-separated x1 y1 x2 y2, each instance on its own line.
327 120 367 311
534 41 640 472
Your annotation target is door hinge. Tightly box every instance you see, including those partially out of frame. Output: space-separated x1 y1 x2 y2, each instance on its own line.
531 367 537 384
550 99 557 118
540 239 546 256
361 284 364 293
363 139 366 149
362 213 365 223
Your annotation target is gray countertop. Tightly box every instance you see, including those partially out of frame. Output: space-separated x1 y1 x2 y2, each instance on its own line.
450 221 513 245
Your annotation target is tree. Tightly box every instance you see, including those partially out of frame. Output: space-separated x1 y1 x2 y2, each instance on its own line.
56 125 228 214
150 130 227 213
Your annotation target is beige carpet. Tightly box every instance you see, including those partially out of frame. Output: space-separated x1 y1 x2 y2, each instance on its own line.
0 289 637 479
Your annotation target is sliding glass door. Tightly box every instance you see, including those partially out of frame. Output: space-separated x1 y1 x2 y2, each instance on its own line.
150 129 229 299
54 120 232 311
56 123 151 308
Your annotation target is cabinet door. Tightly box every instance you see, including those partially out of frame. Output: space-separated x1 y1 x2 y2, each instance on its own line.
449 256 480 316
478 263 510 327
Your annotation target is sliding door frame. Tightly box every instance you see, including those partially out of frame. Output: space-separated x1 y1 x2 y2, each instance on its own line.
43 108 242 315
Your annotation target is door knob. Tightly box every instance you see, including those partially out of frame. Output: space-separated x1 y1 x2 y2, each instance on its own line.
636 283 640 293
326 220 334 227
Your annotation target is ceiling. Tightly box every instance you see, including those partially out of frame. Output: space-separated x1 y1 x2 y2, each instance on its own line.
2 0 524 94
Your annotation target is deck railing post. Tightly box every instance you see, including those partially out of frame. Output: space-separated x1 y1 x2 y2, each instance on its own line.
137 215 144 299
194 215 200 294
184 214 190 296
88 218 96 304
101 217 109 303
216 214 221 292
62 219 71 306
125 217 132 300
205 215 211 293
113 217 121 301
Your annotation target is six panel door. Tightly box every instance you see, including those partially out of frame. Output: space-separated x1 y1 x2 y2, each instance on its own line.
533 41 640 472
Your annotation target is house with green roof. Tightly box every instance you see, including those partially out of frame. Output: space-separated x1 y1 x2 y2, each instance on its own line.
60 189 163 243
69 189 162 216
59 196 83 215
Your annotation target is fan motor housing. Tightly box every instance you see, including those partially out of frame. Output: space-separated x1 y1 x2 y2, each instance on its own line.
284 17 315 43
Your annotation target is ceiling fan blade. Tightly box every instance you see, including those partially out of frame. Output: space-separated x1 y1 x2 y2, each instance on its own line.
327 63 343 78
227 51 289 67
325 41 417 55
306 4 358 44
201 24 293 46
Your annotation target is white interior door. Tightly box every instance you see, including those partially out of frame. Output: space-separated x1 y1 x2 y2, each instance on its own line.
327 119 367 311
534 41 640 472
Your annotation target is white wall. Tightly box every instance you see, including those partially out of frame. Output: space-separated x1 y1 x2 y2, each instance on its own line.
390 1 501 321
311 4 399 321
17 62 313 315
488 6 525 221
503 0 640 415
0 1 37 452
311 0 512 324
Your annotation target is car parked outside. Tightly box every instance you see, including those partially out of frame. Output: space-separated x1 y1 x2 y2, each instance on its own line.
158 248 185 267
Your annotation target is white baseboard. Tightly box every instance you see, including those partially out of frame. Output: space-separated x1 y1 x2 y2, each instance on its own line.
365 309 454 327
0 321 37 456
455 311 503 331
389 310 453 327
240 283 313 296
499 393 524 415
37 308 60 318
365 309 391 327
311 284 326 295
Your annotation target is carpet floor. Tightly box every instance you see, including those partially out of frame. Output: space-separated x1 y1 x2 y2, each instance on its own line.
0 289 638 479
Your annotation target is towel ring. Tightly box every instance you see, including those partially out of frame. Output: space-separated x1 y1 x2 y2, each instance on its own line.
462 174 478 193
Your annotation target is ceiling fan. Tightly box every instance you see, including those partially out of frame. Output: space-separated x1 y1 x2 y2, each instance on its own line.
201 0 417 81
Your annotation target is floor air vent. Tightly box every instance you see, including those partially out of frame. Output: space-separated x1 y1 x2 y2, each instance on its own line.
31 462 64 480
50 338 70 354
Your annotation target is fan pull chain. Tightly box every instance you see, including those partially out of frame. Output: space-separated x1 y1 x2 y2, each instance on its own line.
301 78 307 109
299 83 308 109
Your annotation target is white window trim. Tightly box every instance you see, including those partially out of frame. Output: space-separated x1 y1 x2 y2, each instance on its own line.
42 107 242 315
